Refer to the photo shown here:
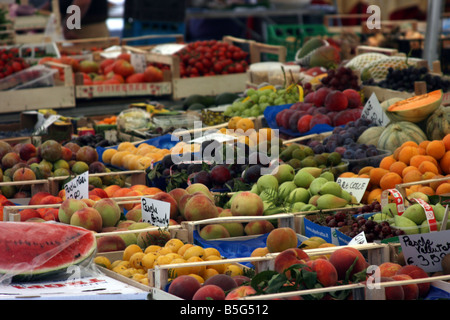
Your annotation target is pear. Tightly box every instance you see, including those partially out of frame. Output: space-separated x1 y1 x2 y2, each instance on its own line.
286 187 310 204
320 171 335 182
433 204 450 230
250 183 259 194
257 175 278 193
318 181 342 197
298 167 322 178
271 164 295 184
308 177 329 196
420 219 441 233
393 215 420 235
291 202 307 212
316 194 348 210
308 194 320 206
293 170 315 188
371 213 394 225
402 203 426 225
407 192 429 204
278 181 297 201
382 203 397 217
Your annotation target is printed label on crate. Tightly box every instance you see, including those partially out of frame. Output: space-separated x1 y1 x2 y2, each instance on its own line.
304 216 339 245
141 197 170 228
348 231 368 245
336 177 370 203
130 52 147 73
64 171 89 200
381 188 405 215
399 229 450 273
413 198 438 232
76 82 171 98
361 92 390 126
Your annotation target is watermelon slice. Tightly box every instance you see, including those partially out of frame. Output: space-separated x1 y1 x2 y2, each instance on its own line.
0 222 97 282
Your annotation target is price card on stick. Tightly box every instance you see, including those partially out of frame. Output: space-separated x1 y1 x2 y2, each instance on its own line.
380 189 405 215
399 229 450 273
64 171 89 200
360 92 390 126
336 177 370 203
141 197 170 228
413 198 438 232
130 52 147 73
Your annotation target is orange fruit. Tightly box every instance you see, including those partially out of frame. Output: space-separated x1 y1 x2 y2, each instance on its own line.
367 188 383 204
402 169 423 183
398 146 420 166
435 183 450 195
439 151 450 174
235 118 255 132
369 168 389 187
419 140 431 149
379 172 403 190
389 161 407 176
227 116 242 130
379 156 396 170
426 140 446 160
418 161 439 175
418 186 435 196
401 141 419 148
443 134 450 151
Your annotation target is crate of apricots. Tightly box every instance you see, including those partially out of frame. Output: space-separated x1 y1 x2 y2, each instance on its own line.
94 239 249 289
339 133 450 205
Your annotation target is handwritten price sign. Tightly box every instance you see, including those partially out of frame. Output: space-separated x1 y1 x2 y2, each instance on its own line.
336 177 370 203
361 93 390 126
141 197 170 228
399 229 450 273
64 171 89 200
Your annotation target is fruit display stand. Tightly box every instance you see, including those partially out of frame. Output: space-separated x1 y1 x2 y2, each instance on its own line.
168 36 287 100
74 47 172 99
0 61 76 113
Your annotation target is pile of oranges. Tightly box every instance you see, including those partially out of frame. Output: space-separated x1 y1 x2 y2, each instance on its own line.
218 116 274 147
341 133 450 203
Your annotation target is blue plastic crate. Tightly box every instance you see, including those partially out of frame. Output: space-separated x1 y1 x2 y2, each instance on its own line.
122 20 185 46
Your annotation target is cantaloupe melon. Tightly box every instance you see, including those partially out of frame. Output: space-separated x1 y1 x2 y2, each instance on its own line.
385 90 443 123
426 105 450 140
377 121 427 152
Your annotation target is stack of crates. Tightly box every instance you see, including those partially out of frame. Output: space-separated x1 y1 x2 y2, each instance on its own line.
266 24 331 61
122 0 186 46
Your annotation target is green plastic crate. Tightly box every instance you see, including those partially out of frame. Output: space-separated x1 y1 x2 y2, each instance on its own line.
266 24 331 61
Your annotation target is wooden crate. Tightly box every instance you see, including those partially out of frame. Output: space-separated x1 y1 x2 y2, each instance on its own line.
0 61 75 112
164 35 287 100
56 36 121 59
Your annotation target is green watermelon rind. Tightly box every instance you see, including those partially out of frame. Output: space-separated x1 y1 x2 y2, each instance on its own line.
0 222 97 281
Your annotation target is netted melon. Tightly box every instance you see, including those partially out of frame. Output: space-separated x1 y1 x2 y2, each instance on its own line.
345 52 388 71
377 121 427 152
361 56 422 82
426 105 450 140
357 126 385 147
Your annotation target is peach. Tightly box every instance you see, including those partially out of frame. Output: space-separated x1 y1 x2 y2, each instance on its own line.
380 277 404 300
199 224 230 240
192 284 225 300
12 167 36 189
116 220 136 229
82 198 95 207
97 235 127 253
1 152 21 169
0 140 13 159
39 139 62 162
19 208 41 222
309 258 338 287
151 192 179 220
69 207 103 232
185 183 214 201
93 198 121 228
244 220 274 235
89 188 108 199
391 274 419 300
395 265 430 298
225 285 257 300
266 227 298 253
40 195 63 205
168 275 202 300
378 262 403 277
28 191 52 205
230 191 264 216
125 208 142 222
168 188 189 205
183 193 219 221
274 248 310 278
233 275 251 286
178 193 194 217
329 247 369 281
19 143 37 161
42 208 59 221
76 146 98 165
58 198 88 224
204 274 238 292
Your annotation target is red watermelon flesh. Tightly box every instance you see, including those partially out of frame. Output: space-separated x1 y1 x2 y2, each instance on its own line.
0 222 96 281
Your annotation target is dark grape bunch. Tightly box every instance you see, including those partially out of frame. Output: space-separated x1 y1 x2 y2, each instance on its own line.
363 66 450 93
319 66 361 91
316 201 405 242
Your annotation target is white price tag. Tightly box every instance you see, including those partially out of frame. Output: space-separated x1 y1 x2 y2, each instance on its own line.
64 171 89 200
336 177 370 203
141 197 170 228
361 92 390 126
348 231 367 245
130 53 147 73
